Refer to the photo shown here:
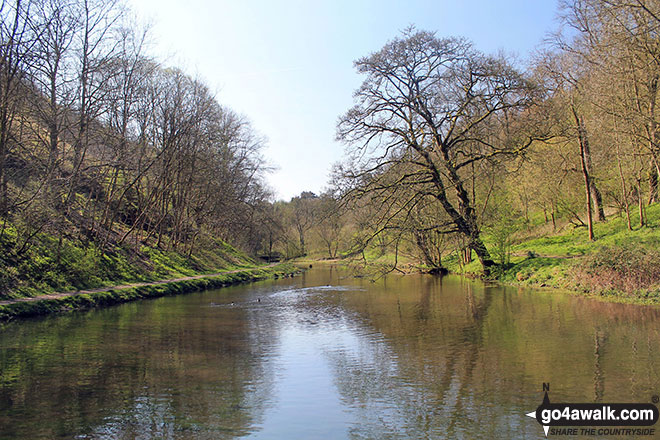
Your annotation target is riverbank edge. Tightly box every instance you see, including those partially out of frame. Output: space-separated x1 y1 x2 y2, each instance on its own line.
450 258 660 306
300 258 660 306
0 263 301 322
448 268 655 306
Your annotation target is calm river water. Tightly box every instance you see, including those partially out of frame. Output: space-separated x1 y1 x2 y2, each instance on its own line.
0 266 659 439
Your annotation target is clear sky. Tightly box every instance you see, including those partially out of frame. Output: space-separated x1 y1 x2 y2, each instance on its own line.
126 0 559 201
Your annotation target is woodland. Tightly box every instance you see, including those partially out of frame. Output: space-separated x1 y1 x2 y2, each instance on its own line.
1 0 660 300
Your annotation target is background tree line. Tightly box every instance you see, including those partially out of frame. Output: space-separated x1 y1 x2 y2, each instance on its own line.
0 0 273 294
3 0 659 288
270 1 660 277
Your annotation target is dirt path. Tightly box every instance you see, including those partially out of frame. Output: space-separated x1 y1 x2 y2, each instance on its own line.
0 263 280 306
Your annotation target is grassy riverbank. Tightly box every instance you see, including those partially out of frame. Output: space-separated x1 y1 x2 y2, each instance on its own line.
309 204 660 305
0 220 259 300
0 263 299 322
444 204 660 304
0 210 306 321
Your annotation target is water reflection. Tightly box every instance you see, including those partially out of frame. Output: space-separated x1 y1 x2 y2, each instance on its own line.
0 290 277 439
0 267 659 439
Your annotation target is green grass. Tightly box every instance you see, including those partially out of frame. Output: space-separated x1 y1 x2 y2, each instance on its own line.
0 223 256 300
0 263 300 322
509 207 660 258
446 204 660 304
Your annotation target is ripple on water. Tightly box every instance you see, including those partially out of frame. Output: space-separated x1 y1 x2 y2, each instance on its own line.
1 267 660 440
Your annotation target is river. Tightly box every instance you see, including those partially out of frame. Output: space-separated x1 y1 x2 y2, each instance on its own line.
0 266 659 439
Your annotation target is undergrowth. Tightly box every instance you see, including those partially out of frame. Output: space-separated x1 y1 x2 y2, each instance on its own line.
0 222 255 300
444 204 660 303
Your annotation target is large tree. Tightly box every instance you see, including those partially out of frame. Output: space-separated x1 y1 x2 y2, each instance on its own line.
0 0 38 217
336 29 542 274
558 0 660 208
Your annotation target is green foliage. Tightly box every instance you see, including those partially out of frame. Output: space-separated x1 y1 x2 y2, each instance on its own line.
485 196 523 267
0 220 255 299
141 247 202 277
442 203 660 303
573 245 660 297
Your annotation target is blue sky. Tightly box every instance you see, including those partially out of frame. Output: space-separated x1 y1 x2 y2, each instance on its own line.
126 0 559 201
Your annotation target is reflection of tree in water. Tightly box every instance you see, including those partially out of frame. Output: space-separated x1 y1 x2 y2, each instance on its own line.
593 329 607 402
322 274 660 439
323 276 502 439
0 294 277 439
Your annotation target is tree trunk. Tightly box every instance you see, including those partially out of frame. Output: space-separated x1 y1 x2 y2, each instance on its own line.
646 73 659 205
470 236 495 275
612 112 632 230
577 125 594 240
572 105 595 240
637 180 646 227
298 229 305 256
571 104 605 221
0 118 6 217
463 247 472 264
649 163 658 204
551 201 556 231
590 182 606 222
424 137 494 275
583 130 605 222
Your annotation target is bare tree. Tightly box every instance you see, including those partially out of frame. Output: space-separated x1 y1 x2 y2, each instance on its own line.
315 193 343 259
30 0 78 181
288 191 317 256
64 0 124 218
337 29 543 275
559 0 660 206
0 0 38 217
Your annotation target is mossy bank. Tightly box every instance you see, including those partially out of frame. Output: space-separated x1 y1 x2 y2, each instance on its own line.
0 218 263 300
444 204 660 305
0 263 300 322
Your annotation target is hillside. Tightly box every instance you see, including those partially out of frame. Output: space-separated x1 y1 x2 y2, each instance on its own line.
0 222 256 300
445 204 660 304
0 0 281 301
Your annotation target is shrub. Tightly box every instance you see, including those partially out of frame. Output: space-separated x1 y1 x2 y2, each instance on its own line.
573 245 660 296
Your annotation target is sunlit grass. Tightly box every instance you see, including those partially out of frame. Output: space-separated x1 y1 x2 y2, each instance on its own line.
0 223 257 299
